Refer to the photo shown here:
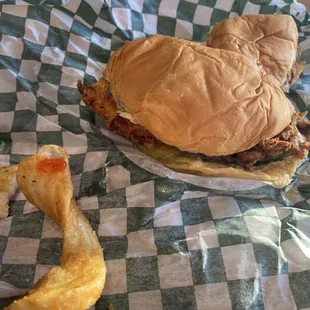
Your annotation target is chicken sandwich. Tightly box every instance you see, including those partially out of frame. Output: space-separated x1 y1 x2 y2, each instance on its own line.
78 34 310 187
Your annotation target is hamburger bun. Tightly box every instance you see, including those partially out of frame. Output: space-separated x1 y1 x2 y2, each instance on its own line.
207 14 299 87
105 35 294 157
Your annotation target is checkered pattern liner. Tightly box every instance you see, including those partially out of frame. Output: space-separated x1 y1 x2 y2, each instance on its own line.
1 0 310 309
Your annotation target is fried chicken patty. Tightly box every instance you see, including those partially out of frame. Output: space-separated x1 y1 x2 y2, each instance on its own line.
78 79 310 169
77 79 117 126
77 79 161 148
225 112 310 169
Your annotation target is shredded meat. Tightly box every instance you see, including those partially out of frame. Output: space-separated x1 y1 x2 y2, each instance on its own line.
78 79 310 170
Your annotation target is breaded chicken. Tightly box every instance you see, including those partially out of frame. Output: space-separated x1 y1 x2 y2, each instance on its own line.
77 79 117 126
77 79 161 148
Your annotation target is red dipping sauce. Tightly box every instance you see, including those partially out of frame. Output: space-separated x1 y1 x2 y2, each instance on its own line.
37 158 67 173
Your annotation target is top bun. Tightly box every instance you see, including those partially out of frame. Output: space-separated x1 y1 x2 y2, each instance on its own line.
207 14 298 86
105 35 294 156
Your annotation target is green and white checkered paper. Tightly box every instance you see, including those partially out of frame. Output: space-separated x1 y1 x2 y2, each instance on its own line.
1 0 310 309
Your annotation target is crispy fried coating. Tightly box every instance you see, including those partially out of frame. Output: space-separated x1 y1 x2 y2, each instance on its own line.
77 79 161 148
234 112 310 169
0 165 18 219
109 116 161 148
6 145 106 310
77 79 117 126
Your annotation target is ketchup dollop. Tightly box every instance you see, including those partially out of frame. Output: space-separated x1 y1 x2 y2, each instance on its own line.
37 158 67 173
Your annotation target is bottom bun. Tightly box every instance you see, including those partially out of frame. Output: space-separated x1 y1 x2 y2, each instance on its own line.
136 144 308 188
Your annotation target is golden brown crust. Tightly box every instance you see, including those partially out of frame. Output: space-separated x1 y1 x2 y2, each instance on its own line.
137 144 306 188
77 79 117 126
6 145 106 310
207 14 299 86
77 79 162 148
0 165 18 219
105 35 294 156
109 115 162 148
